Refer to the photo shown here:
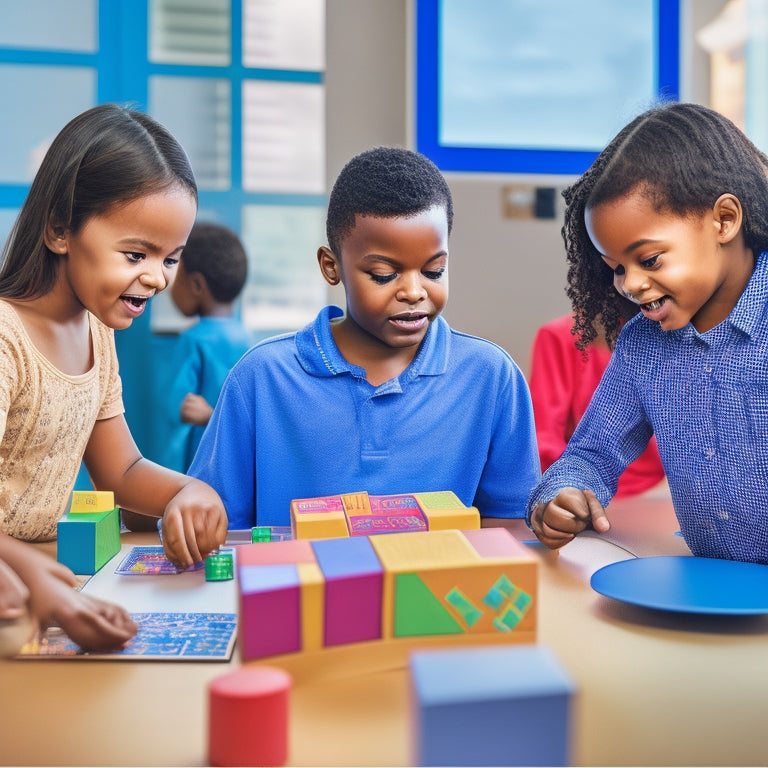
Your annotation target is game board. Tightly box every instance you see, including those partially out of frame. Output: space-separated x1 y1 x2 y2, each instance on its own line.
17 612 237 660
114 546 204 575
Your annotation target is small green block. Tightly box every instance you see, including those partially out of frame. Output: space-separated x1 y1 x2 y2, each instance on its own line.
251 526 271 542
205 552 234 581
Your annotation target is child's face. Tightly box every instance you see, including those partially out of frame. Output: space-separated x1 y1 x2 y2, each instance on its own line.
327 205 449 350
53 186 196 329
585 190 749 334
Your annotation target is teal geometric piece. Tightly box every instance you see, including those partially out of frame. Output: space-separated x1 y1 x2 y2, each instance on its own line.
495 605 522 631
445 587 483 627
483 574 515 608
514 591 532 613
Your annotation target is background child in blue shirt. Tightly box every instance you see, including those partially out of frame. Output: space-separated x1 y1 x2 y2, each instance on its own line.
527 101 768 564
159 222 252 472
189 147 540 527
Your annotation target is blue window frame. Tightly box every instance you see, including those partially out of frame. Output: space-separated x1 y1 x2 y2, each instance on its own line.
415 0 680 175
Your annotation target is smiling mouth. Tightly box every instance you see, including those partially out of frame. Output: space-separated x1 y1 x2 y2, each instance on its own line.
122 295 149 308
642 297 667 312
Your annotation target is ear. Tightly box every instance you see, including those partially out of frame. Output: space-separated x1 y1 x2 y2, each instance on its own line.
317 246 342 286
189 271 206 296
44 220 68 254
712 193 743 244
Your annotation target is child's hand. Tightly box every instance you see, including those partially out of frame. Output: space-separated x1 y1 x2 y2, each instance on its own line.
22 556 137 652
180 393 214 426
0 557 29 620
161 480 228 570
530 488 610 549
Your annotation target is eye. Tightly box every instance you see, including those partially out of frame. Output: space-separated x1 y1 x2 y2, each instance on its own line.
641 254 660 269
423 268 445 281
125 252 145 264
369 272 397 285
164 256 180 268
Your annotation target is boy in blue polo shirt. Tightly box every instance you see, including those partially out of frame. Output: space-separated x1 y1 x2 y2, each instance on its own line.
188 147 540 527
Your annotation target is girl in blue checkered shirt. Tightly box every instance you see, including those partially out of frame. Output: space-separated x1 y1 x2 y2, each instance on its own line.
528 101 768 564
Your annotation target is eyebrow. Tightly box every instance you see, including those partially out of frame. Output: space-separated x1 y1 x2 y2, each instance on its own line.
622 238 662 255
117 237 186 257
361 251 447 266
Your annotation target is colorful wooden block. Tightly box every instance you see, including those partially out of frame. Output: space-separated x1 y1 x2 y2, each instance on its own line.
290 495 349 540
370 528 536 642
237 539 316 568
414 491 480 531
239 564 301 658
409 645 575 767
56 507 121 575
69 490 115 514
347 493 428 536
289 490 479 540
310 537 383 646
235 528 538 661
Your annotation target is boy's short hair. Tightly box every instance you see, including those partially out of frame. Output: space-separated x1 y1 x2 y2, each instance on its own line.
326 147 454 255
181 222 248 303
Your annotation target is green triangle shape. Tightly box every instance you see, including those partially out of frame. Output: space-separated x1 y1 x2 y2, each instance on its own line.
393 573 465 636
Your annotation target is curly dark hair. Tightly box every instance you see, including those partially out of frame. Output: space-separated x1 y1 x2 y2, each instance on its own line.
562 101 768 350
325 146 454 255
181 221 247 303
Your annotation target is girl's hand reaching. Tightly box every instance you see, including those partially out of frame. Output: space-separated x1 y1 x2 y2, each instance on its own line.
530 487 610 549
161 479 228 570
0 540 137 652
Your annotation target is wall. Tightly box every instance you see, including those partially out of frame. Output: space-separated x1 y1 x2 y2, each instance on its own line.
324 0 724 376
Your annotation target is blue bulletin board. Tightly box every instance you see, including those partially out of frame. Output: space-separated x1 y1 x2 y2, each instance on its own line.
415 0 680 175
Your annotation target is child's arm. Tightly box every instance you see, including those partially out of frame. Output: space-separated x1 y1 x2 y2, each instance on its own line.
529 488 611 549
83 414 228 569
0 533 137 651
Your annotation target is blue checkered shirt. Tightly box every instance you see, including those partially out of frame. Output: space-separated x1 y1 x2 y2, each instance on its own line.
528 251 768 564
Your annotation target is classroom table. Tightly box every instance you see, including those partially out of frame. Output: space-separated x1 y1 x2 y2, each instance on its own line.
3 488 768 767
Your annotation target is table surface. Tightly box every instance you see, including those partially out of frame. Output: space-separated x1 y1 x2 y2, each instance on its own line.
4 484 768 767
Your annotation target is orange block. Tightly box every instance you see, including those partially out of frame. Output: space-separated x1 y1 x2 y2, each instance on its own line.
290 495 350 540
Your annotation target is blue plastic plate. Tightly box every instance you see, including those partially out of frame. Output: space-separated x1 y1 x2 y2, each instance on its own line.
590 556 768 615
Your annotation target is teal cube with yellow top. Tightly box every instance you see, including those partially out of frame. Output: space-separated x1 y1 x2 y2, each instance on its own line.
57 492 121 575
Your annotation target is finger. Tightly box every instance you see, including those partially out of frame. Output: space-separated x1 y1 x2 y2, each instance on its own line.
182 512 204 564
584 490 611 533
161 513 194 571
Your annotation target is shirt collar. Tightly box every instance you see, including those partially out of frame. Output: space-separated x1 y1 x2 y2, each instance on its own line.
726 250 768 339
295 305 450 379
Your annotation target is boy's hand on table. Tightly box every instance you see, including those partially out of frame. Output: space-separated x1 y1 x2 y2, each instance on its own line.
530 488 610 549
161 480 228 570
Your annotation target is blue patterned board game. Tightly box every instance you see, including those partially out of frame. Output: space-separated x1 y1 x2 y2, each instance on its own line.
115 546 206 575
591 556 768 615
17 612 237 660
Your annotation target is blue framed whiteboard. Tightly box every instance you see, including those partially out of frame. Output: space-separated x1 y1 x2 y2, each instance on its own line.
415 0 680 175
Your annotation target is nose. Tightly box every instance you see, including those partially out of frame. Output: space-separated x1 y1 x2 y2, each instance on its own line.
139 260 169 292
396 272 427 303
615 264 649 300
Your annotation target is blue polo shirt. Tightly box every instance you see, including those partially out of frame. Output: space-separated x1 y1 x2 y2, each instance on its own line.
189 306 540 527
528 252 768 564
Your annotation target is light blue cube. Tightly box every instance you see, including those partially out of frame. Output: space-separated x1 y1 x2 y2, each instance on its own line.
409 644 575 766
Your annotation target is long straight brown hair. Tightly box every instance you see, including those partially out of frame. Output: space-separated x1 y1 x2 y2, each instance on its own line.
0 103 197 300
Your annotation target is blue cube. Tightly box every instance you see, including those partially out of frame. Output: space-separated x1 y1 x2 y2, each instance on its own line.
410 644 575 766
